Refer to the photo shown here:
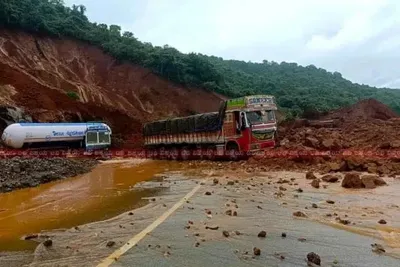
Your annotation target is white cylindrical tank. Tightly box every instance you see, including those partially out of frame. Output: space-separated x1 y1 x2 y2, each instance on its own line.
1 123 111 149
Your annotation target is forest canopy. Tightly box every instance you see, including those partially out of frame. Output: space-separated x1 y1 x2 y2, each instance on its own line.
1 0 400 117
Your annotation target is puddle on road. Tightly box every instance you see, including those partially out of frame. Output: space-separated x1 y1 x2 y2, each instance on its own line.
0 160 185 251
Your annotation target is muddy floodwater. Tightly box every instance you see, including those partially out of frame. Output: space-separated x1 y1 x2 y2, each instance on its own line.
0 160 185 251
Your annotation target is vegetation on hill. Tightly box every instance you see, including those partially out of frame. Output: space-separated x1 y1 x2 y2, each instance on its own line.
1 0 400 117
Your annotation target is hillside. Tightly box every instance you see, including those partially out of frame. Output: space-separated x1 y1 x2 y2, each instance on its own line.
0 28 222 140
2 0 400 118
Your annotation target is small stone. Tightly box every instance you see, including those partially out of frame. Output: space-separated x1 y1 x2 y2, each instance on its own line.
188 220 194 225
257 231 267 238
205 209 212 215
281 232 287 238
296 188 304 193
206 225 219 230
326 213 332 217
279 186 287 191
151 198 156 202
223 230 230 237
311 179 320 189
227 181 234 185
106 241 115 248
312 203 318 208
233 211 238 216
205 191 212 195
307 252 321 266
24 234 38 240
128 212 134 215
235 230 241 235
293 211 307 217
306 172 317 180
213 178 219 184
371 243 385 254
195 242 200 247
253 247 261 256
378 219 387 224
326 200 335 204
298 237 307 242
225 210 233 216
43 239 53 247
257 205 263 209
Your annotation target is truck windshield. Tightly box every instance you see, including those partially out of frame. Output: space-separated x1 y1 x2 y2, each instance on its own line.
246 111 275 125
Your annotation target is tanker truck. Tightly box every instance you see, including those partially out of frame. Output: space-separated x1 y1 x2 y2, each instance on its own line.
1 122 112 150
143 95 278 159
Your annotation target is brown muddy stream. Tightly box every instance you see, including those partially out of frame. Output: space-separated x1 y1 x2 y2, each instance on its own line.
0 160 185 251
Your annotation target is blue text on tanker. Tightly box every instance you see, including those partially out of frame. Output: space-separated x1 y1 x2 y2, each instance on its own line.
52 131 85 137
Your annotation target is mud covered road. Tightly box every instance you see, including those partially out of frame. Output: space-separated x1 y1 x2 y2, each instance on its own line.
1 161 399 267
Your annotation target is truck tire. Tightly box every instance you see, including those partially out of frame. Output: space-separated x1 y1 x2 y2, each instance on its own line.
226 142 239 161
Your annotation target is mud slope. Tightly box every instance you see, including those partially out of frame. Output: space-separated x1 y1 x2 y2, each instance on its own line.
0 29 222 136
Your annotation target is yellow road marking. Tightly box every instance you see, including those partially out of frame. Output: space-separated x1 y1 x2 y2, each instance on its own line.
96 182 203 267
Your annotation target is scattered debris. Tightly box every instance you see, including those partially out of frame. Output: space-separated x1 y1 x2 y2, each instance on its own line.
293 211 307 218
321 174 339 183
311 179 320 189
257 231 267 238
371 243 385 254
106 241 115 248
307 252 321 266
43 239 53 247
306 172 317 180
222 230 230 237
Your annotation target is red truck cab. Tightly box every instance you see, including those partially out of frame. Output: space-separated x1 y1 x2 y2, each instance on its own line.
222 95 278 156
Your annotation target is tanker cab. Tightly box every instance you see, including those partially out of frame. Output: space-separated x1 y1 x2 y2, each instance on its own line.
84 125 112 150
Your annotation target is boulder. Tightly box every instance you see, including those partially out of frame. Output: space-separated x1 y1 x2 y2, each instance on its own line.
361 175 387 189
342 173 364 188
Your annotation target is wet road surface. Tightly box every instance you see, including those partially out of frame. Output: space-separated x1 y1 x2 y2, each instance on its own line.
105 172 400 267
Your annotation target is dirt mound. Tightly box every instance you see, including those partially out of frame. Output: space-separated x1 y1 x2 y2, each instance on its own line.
278 98 400 151
0 29 223 144
324 98 398 122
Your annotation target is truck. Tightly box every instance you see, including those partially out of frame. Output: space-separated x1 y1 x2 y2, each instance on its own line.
143 95 278 159
1 122 112 150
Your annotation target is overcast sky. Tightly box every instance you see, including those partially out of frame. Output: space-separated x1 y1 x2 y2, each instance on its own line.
65 0 400 88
